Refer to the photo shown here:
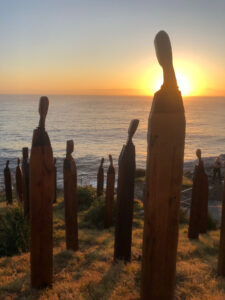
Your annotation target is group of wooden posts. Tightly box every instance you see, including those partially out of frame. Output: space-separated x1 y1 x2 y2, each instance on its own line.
2 31 225 299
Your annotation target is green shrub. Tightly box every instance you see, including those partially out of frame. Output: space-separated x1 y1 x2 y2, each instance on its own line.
0 206 29 257
135 168 146 178
81 197 116 229
77 186 96 211
207 213 218 231
180 208 189 224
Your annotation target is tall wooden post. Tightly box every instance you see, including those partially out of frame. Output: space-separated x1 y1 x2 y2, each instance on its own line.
16 158 23 204
53 158 57 203
141 31 186 300
4 160 12 205
218 162 225 276
114 119 139 262
104 154 115 228
64 140 79 251
188 149 208 239
97 158 104 197
30 96 54 289
22 147 29 218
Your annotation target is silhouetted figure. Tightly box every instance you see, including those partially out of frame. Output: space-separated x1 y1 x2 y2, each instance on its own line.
22 147 29 218
141 31 185 300
4 160 12 205
16 158 23 204
97 158 104 197
188 149 209 238
64 140 79 251
218 162 225 276
213 157 222 181
53 158 57 203
30 97 54 289
104 154 115 228
114 119 139 262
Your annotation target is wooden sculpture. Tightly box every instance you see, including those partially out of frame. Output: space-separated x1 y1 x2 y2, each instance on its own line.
22 147 29 218
141 31 186 300
30 96 54 289
4 160 12 205
97 158 104 197
16 158 23 204
64 140 78 251
114 119 139 262
218 162 225 276
53 158 57 203
104 154 115 228
188 149 209 238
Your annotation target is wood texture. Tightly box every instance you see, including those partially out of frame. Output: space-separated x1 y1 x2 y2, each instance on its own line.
114 119 139 262
22 147 30 218
4 160 12 205
97 158 104 197
16 158 23 204
104 155 115 228
218 165 225 275
141 31 186 300
64 140 79 251
30 96 54 289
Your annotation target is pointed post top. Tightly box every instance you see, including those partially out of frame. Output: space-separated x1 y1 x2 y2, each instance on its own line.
17 158 21 166
100 157 104 166
109 154 113 166
66 140 74 158
38 96 49 129
6 160 9 168
154 30 177 89
128 119 139 142
22 147 29 160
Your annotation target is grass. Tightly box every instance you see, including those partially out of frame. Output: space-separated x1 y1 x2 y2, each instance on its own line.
0 192 225 299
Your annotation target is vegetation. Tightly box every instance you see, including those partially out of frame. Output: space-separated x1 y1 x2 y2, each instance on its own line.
77 185 96 211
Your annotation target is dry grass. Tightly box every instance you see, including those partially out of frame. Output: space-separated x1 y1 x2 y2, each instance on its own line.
0 196 225 300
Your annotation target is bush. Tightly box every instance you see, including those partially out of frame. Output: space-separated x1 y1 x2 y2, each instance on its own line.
0 206 29 257
81 197 116 229
135 168 146 178
77 186 96 211
207 213 218 231
179 208 189 224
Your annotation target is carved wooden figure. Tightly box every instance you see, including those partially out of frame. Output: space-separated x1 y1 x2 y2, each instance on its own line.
53 158 57 203
22 147 30 218
141 31 186 300
30 96 54 289
188 149 208 239
64 140 78 251
218 163 225 276
114 119 139 262
4 160 12 205
104 154 115 228
97 158 104 197
16 158 23 203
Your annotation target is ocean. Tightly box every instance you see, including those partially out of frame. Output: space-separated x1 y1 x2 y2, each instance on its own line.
0 95 225 190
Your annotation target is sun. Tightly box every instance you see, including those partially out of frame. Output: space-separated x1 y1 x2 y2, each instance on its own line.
155 71 190 96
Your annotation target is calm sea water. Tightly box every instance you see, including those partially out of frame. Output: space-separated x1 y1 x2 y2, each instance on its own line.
0 95 225 189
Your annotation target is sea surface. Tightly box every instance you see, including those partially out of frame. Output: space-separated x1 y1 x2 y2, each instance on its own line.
0 95 225 190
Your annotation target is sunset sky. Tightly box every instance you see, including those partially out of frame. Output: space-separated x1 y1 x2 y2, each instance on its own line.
0 0 224 96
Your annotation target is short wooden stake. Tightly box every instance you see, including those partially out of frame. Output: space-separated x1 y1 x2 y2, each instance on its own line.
141 31 186 300
97 158 104 197
30 96 54 289
16 158 23 204
64 140 79 251
104 154 115 228
114 119 139 262
22 147 30 218
4 160 12 205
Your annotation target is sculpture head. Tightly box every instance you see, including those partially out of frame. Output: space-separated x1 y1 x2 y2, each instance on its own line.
17 158 20 166
66 140 74 157
6 160 9 168
100 157 104 166
154 30 177 88
22 147 29 160
38 96 49 129
109 154 113 166
128 119 139 142
196 149 202 161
